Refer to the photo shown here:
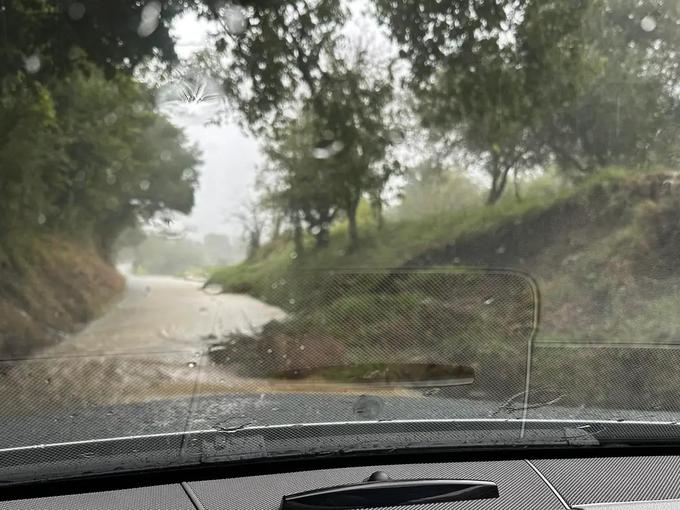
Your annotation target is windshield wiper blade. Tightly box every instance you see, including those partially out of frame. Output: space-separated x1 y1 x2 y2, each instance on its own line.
280 471 499 509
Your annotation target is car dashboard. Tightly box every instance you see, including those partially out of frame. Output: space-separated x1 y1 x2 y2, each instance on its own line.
1 454 679 509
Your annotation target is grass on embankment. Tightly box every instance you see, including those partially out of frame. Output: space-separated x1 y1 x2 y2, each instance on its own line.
208 180 572 308
209 167 680 346
208 168 680 409
0 235 124 358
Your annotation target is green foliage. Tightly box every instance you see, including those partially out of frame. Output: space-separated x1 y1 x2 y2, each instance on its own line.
545 0 680 173
391 161 482 221
373 0 680 201
0 65 200 257
374 0 590 203
261 53 397 248
0 0 187 78
209 173 570 309
203 0 347 131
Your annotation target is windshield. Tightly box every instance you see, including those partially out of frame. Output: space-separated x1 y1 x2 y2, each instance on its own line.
3 0 680 484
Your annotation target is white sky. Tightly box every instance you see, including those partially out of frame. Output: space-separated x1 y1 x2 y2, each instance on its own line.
169 12 260 240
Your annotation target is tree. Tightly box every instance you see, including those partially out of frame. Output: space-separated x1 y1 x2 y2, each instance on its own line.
261 51 397 248
234 198 266 260
0 65 200 258
539 0 680 174
374 0 590 203
45 67 200 256
200 0 346 132
0 0 189 79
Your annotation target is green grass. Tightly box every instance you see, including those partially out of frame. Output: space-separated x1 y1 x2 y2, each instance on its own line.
207 167 680 408
208 183 574 309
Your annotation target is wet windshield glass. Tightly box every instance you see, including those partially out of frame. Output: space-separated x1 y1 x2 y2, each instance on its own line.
3 0 680 483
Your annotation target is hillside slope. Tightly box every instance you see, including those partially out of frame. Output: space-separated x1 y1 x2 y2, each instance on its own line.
0 236 124 358
211 171 680 343
208 172 680 410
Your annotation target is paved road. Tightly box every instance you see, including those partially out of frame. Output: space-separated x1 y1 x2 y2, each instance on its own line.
54 274 286 355
0 274 286 415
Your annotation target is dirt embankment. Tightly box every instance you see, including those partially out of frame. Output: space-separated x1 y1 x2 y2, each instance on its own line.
0 236 124 358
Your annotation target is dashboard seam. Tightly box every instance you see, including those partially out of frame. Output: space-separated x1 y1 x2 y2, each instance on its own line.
525 459 570 509
181 482 206 510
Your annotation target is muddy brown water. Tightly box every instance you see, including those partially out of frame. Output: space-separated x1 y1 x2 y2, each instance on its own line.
0 275 287 413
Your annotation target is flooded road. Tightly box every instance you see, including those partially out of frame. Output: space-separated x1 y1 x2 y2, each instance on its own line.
52 274 285 355
1 275 285 412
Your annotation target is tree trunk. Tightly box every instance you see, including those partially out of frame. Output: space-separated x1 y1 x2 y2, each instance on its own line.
272 214 283 240
513 167 522 202
372 199 384 230
486 157 512 205
314 228 330 248
347 201 359 248
292 212 304 256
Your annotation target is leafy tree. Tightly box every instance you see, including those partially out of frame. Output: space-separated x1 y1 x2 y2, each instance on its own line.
374 0 590 203
541 0 680 174
0 65 200 257
0 0 189 78
45 68 200 255
200 0 346 131
261 51 397 248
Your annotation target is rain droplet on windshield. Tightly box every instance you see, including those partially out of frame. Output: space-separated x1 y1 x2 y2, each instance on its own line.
67 1 85 20
311 140 344 159
641 15 656 32
181 168 194 181
222 4 247 35
103 112 117 126
139 179 150 191
352 395 384 419
187 361 197 368
289 251 298 260
137 1 161 38
24 54 41 74
37 213 47 225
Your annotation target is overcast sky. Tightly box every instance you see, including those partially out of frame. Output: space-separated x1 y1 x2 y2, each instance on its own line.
164 5 402 241
167 12 260 240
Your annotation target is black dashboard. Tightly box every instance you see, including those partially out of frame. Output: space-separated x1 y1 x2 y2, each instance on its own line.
2 454 680 509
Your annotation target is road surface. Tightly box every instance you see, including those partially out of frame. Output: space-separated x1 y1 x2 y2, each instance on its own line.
54 273 286 355
0 274 286 414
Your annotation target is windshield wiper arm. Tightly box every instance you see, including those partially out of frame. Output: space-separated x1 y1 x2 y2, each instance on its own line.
280 471 499 509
